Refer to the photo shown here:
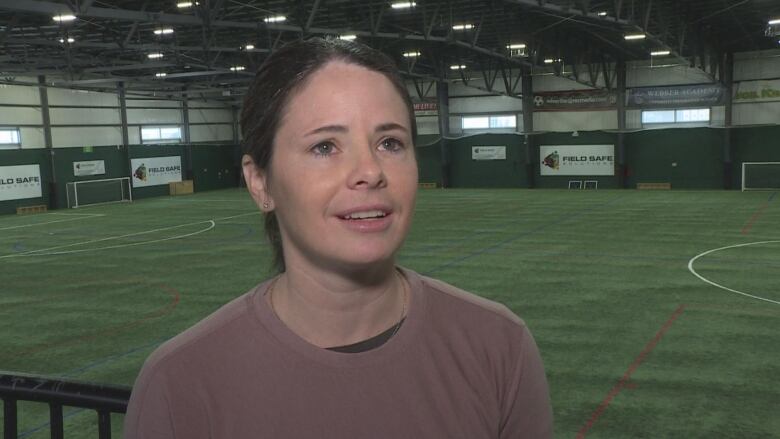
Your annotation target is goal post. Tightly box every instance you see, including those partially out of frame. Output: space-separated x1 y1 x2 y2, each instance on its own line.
741 162 780 192
66 177 133 208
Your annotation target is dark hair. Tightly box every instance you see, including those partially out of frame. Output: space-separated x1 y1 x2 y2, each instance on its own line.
240 37 417 273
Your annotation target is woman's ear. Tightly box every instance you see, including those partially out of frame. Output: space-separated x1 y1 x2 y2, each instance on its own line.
242 154 274 211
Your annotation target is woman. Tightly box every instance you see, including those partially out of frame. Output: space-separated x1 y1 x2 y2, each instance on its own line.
124 37 552 438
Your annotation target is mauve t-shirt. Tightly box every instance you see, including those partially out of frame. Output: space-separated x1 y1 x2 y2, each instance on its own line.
124 267 553 438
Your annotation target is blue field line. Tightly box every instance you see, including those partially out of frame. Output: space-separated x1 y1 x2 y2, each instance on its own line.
769 191 777 202
424 196 624 275
18 407 87 439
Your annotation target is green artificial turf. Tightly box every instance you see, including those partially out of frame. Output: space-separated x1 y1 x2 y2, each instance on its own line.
1 188 778 438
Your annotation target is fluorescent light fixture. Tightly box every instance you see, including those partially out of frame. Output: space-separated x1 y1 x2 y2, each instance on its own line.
544 58 555 64
624 33 647 40
450 64 466 70
155 72 167 78
403 51 421 58
452 24 473 31
339 34 357 41
147 52 164 59
177 2 193 8
58 37 75 44
597 11 608 16
244 44 255 50
230 65 246 72
264 15 287 23
507 43 527 49
53 14 77 22
650 50 671 56
391 2 416 9
153 28 174 35
768 18 780 25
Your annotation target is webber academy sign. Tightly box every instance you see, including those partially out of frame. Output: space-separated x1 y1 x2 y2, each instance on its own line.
540 145 615 176
0 165 43 201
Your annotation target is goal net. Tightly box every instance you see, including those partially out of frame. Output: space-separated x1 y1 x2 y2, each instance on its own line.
742 162 780 192
66 177 133 208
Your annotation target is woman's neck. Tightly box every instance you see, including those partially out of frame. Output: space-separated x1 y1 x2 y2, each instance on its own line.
268 263 407 349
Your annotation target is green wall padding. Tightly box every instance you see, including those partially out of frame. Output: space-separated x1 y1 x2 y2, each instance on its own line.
52 145 129 208
731 125 780 189
534 131 620 189
416 142 443 187
191 144 240 192
448 134 528 188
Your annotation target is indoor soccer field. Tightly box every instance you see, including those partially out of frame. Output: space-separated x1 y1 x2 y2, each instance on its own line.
1 187 778 438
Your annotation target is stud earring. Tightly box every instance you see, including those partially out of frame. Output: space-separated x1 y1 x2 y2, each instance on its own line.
262 202 270 209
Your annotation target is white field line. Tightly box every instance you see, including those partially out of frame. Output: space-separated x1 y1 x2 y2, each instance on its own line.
688 240 780 306
0 213 105 231
0 220 215 259
214 211 261 221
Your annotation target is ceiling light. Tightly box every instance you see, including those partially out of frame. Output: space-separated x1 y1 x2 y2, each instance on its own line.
391 2 416 9
403 51 421 58
597 11 608 16
147 52 164 59
507 43 526 49
244 44 255 50
768 18 780 25
58 37 75 44
155 72 167 78
650 50 671 56
177 1 193 7
544 58 555 64
154 28 174 35
339 34 357 41
624 33 647 40
52 14 76 22
230 65 246 72
452 24 473 31
264 15 286 23
450 64 466 70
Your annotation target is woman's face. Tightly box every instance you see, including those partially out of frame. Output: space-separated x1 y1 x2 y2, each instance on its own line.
248 61 418 272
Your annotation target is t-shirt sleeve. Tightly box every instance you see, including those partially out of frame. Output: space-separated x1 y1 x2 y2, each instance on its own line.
499 326 553 439
123 363 177 439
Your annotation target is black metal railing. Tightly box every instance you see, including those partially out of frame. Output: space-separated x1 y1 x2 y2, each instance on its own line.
0 371 131 439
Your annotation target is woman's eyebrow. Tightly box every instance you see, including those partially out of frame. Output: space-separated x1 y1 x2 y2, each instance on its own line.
375 122 409 133
304 125 348 137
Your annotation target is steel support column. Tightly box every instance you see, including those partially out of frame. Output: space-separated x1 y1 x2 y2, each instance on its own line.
436 80 451 188
38 75 56 209
616 59 627 188
521 68 535 188
181 89 193 180
723 52 734 190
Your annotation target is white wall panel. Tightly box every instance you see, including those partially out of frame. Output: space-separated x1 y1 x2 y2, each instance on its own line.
0 107 42 125
415 116 439 136
127 108 181 124
532 74 596 92
710 106 726 126
51 127 122 147
19 128 45 149
126 99 180 108
128 127 141 145
733 101 780 125
627 64 712 87
534 110 617 132
50 107 120 125
449 95 522 113
47 88 118 107
188 108 232 124
0 83 40 105
190 124 233 142
626 109 642 129
734 50 780 81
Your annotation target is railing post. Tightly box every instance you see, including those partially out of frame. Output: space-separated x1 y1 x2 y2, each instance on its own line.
49 403 64 439
3 397 18 439
97 410 111 439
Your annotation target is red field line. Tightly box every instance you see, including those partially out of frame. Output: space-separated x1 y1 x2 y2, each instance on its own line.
12 284 180 357
741 203 768 235
576 304 687 439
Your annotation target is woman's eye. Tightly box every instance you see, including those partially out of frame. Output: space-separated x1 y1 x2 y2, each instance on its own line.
379 138 404 153
311 142 335 156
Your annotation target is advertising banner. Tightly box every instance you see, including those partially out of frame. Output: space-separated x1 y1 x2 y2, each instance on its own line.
532 89 618 111
628 84 724 107
130 156 182 188
734 79 780 103
0 164 43 201
472 146 506 160
413 101 438 116
540 145 615 176
73 160 106 177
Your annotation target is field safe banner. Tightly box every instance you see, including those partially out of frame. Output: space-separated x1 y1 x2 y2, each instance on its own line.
540 145 615 176
0 164 43 201
130 156 182 188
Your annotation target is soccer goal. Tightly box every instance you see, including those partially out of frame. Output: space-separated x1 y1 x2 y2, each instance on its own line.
66 177 133 208
741 162 780 192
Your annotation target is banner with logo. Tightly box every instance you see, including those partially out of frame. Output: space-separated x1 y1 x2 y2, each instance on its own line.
532 90 618 111
73 160 106 177
130 156 182 188
628 84 724 107
540 145 614 176
413 101 438 116
0 164 43 201
472 146 506 160
734 79 780 103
